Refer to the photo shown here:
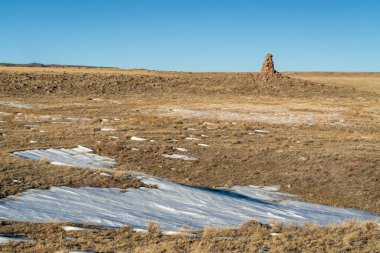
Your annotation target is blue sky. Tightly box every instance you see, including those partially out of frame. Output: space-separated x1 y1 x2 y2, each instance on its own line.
0 0 379 71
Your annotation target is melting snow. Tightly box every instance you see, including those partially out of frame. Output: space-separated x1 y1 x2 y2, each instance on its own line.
100 128 117 132
63 226 93 232
254 130 270 134
0 175 378 232
131 136 146 141
198 144 210 147
0 235 28 244
185 137 200 141
162 154 198 161
173 147 188 152
11 146 117 169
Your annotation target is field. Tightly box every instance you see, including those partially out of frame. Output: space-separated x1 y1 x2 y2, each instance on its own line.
286 72 380 94
0 66 379 252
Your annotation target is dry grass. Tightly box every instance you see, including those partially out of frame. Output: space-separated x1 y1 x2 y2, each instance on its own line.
1 66 375 99
0 70 379 213
286 72 380 94
0 67 379 251
0 220 378 252
146 221 161 237
0 160 144 197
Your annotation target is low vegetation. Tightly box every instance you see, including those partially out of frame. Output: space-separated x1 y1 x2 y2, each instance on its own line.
0 220 378 252
0 66 379 252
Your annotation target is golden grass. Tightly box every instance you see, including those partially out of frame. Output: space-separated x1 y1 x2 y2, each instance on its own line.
0 67 379 251
0 220 378 252
286 72 380 93
0 91 379 213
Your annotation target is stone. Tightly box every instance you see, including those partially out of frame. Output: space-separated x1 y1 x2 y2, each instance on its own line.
261 53 276 76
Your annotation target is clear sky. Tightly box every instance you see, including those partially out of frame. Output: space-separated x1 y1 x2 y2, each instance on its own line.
1 0 379 72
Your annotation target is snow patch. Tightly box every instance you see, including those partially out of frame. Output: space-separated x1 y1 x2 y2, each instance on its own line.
101 128 117 132
63 226 93 232
0 235 28 244
11 146 116 169
162 154 198 161
254 129 270 134
173 147 188 152
0 175 378 232
131 136 146 141
185 137 200 141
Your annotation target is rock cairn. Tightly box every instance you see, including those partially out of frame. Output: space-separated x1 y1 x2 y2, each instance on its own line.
261 53 276 76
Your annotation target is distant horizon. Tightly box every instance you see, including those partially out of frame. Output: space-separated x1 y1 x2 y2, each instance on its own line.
2 60 380 73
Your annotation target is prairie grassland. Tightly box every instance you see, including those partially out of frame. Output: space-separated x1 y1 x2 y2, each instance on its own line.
0 220 379 252
1 93 378 214
286 72 380 94
0 67 379 252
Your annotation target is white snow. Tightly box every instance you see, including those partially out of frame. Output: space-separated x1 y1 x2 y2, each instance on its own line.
101 128 117 132
198 143 210 147
11 146 117 169
0 235 28 244
63 226 92 232
0 175 378 232
131 136 146 141
254 130 270 134
185 137 200 141
173 147 188 152
162 154 198 161
162 231 199 237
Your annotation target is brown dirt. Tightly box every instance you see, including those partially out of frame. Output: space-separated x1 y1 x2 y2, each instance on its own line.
0 66 375 99
0 221 378 252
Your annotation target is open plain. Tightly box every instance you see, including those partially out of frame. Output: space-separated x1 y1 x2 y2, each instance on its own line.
0 66 379 252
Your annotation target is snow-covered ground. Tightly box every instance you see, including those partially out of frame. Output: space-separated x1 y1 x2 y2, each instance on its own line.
0 235 28 244
11 146 116 169
0 175 378 232
162 154 198 161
